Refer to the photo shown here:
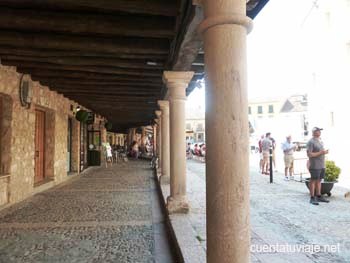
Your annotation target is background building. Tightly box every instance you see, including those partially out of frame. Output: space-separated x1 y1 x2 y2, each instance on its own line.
186 105 205 143
302 0 350 187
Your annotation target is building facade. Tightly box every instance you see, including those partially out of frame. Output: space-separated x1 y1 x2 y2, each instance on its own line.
0 65 111 207
303 0 350 187
186 105 205 143
249 95 308 143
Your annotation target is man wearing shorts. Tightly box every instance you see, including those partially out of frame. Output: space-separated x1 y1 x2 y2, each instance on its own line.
261 133 272 175
282 135 297 181
258 135 265 173
307 127 329 205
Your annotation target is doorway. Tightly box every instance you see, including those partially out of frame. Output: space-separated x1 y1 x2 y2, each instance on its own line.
67 118 72 173
34 109 45 183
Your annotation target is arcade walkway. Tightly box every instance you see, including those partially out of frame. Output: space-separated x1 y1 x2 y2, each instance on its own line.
0 160 177 263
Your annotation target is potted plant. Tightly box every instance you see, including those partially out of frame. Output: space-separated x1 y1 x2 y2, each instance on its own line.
75 110 89 123
105 122 113 131
305 160 341 196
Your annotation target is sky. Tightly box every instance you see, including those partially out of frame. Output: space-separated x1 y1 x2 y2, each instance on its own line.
187 0 317 109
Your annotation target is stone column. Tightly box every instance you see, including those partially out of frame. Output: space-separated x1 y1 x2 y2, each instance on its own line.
140 126 146 151
198 0 253 262
152 123 157 155
127 129 132 147
155 110 162 173
163 71 194 213
132 128 136 143
157 101 170 184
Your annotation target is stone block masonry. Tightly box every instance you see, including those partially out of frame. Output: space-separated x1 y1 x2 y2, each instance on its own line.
0 65 107 208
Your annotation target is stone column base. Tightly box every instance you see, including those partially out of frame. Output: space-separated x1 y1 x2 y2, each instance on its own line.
167 196 190 214
160 175 170 185
156 168 162 178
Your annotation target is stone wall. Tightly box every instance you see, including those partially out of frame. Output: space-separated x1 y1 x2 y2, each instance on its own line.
0 65 106 207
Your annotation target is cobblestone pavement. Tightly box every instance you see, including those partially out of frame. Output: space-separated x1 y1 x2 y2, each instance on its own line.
186 158 350 263
0 160 176 263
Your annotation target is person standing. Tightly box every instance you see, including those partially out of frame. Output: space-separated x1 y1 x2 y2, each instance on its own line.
258 135 265 173
282 135 298 181
105 143 113 167
261 133 272 175
270 136 277 172
307 127 329 205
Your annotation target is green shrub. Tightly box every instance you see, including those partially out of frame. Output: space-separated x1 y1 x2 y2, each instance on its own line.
75 110 89 123
325 160 341 182
105 122 113 131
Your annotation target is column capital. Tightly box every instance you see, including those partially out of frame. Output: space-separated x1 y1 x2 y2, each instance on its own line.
163 71 194 88
199 14 253 34
155 110 162 118
158 100 169 109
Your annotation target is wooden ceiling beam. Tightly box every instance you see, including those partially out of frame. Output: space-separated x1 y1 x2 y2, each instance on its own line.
59 94 158 100
37 79 163 87
52 88 160 95
11 62 163 77
0 31 169 55
47 85 161 92
0 0 178 16
0 54 164 69
67 96 156 102
0 7 175 39
51 84 161 91
28 73 163 83
0 46 168 60
193 53 204 64
63 96 158 102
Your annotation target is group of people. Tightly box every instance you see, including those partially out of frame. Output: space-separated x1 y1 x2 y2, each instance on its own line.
258 126 330 205
186 143 206 158
104 138 155 166
129 139 153 159
105 143 126 167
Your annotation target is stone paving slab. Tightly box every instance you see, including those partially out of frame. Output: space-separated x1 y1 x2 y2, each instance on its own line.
166 159 350 262
0 225 154 263
0 160 177 263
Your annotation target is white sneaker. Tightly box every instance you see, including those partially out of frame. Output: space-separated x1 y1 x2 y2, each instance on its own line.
284 176 290 181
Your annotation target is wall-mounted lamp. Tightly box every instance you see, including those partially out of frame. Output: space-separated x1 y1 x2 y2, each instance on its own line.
72 105 81 116
19 74 33 109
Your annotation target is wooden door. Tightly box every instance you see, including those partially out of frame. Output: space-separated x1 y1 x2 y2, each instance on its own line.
34 110 45 183
67 118 72 172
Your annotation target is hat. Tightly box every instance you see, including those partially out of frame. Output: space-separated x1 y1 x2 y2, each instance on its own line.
312 127 323 132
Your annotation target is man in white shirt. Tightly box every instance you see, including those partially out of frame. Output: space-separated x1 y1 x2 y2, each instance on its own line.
281 135 297 180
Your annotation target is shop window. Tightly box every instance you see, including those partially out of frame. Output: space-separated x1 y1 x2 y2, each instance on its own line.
197 123 204 131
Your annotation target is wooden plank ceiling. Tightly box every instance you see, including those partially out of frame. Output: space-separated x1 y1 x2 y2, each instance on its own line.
0 0 200 132
0 0 267 132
